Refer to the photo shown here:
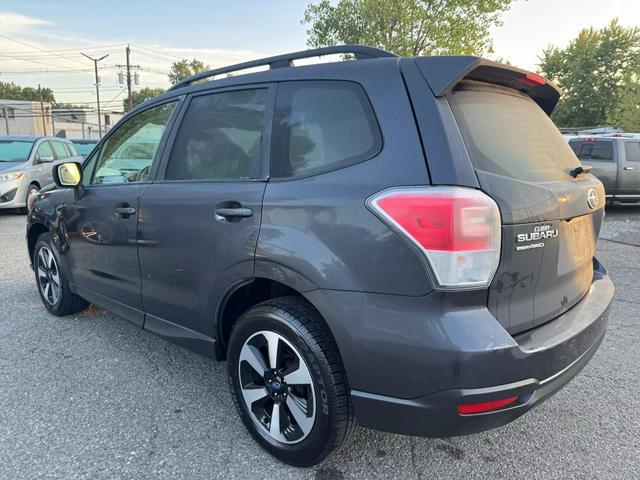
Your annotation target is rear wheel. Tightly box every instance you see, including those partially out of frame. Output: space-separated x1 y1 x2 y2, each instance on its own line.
34 232 88 316
227 297 354 467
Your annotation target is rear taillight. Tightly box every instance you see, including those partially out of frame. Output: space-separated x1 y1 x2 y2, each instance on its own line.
367 187 501 288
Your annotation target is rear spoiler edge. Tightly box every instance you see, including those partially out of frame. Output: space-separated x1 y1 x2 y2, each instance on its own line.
413 56 561 115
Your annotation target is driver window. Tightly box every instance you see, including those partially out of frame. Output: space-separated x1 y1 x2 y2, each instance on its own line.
35 141 54 162
90 101 177 185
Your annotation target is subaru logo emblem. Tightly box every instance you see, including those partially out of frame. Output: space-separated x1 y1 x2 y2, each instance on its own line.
587 189 599 209
271 381 282 391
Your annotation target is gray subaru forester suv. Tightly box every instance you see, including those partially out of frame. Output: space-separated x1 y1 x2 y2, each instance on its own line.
26 45 613 466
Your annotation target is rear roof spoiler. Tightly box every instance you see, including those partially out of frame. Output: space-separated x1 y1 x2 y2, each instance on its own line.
414 56 561 115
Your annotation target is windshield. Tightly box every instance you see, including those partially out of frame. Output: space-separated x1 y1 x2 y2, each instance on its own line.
74 142 97 158
450 85 581 182
0 140 34 162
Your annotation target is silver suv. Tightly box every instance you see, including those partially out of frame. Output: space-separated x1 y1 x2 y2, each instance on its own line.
0 135 83 213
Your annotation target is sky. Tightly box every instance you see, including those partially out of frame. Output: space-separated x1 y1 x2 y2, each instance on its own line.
1 0 639 110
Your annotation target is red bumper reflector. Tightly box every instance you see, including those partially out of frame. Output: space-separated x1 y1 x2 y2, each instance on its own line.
457 396 518 415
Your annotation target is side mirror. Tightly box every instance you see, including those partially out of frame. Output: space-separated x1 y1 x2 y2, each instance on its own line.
39 155 55 163
53 162 83 188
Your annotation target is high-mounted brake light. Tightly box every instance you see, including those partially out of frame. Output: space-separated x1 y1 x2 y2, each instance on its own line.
367 187 501 288
519 72 546 88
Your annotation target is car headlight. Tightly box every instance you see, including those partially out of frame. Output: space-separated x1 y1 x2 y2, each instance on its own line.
0 171 24 182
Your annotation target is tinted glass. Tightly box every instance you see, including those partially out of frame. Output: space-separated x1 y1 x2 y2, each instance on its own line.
0 140 33 162
35 141 54 161
271 81 381 178
91 102 176 185
51 141 68 159
569 140 614 161
625 141 640 162
165 89 267 180
74 142 97 158
450 87 581 182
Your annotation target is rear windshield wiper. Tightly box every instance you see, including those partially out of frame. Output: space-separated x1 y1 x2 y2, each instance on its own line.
569 165 593 178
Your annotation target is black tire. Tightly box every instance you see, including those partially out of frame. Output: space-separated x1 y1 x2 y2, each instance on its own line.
33 232 89 316
227 296 354 467
20 184 39 214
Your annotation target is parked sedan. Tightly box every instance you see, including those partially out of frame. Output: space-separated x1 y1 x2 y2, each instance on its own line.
0 135 83 213
70 139 98 159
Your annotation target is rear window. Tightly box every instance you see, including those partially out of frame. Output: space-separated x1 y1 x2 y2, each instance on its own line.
569 140 613 161
450 86 580 182
271 81 381 178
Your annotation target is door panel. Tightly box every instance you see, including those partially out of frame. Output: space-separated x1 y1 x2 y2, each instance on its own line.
64 185 148 325
138 182 266 336
621 141 640 193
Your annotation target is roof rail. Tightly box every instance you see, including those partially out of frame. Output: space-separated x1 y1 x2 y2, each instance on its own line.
167 44 396 91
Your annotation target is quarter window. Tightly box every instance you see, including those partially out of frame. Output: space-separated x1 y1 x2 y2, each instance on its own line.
271 81 381 178
625 141 640 162
165 89 268 181
89 101 176 185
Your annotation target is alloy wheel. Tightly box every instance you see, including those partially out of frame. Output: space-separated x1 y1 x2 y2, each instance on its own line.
37 246 61 305
238 330 316 444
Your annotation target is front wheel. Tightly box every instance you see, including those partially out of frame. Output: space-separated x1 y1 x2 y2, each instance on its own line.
227 297 354 467
34 232 89 316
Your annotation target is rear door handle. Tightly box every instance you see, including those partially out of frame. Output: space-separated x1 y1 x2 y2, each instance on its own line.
624 166 635 170
215 207 253 219
115 206 136 218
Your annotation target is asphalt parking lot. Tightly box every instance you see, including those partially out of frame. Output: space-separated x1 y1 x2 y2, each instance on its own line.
1 207 639 480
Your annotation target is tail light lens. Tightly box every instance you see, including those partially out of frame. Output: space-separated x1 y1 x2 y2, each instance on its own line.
367 187 501 288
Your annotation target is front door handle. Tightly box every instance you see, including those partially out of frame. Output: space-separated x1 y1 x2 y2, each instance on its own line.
624 166 635 170
115 206 136 218
215 207 253 219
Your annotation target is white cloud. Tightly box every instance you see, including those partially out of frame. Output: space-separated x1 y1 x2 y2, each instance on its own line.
0 11 50 32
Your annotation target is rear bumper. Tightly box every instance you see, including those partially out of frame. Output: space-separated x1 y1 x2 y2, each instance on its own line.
306 257 613 437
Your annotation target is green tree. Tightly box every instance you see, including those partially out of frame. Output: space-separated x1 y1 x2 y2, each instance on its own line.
608 82 640 132
302 0 515 56
123 87 166 111
168 58 210 85
0 81 55 103
539 19 640 128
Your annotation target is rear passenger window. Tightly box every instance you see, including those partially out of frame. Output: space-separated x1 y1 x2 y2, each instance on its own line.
271 81 381 178
570 140 614 161
625 142 640 162
165 89 268 180
51 141 68 159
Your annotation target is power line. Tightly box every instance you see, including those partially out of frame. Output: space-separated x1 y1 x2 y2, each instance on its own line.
133 44 182 62
0 33 89 68
1 43 125 55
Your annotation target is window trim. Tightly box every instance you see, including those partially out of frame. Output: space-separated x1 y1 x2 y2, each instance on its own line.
268 79 383 182
82 96 184 188
154 83 276 184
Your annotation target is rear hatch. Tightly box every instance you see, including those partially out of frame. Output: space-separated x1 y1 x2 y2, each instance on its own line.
449 81 604 334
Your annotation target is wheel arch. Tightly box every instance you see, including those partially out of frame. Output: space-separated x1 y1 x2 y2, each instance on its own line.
216 276 333 362
27 222 49 263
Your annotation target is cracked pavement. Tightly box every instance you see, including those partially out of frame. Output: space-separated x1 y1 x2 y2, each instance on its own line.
1 206 639 479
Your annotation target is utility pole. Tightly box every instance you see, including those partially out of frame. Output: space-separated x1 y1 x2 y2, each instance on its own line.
38 84 47 135
116 47 139 111
82 52 109 138
126 45 133 110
